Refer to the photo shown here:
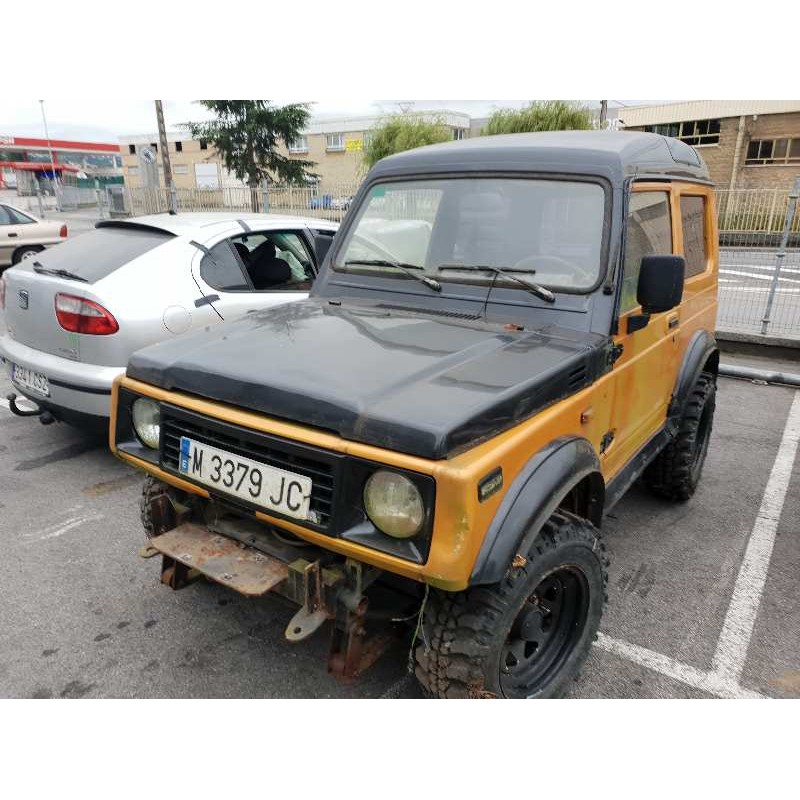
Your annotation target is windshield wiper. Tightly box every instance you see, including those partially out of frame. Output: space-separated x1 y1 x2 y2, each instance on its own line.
436 264 555 303
344 259 442 292
32 263 88 283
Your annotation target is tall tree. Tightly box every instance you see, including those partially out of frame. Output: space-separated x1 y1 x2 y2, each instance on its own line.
363 114 452 169
483 100 594 135
186 100 316 209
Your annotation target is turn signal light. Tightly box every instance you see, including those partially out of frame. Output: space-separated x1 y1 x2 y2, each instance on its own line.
55 293 119 335
59 224 68 238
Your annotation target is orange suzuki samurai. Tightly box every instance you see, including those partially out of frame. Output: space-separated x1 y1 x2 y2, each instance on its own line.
110 131 719 698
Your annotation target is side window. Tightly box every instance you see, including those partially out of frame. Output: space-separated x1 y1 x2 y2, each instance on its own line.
232 230 317 291
621 191 672 313
199 240 251 291
6 207 35 225
680 196 708 278
0 206 12 225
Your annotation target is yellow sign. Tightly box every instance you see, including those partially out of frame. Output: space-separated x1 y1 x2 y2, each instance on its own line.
345 139 363 152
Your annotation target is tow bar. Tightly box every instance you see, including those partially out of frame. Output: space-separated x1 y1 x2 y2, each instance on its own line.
5 393 55 424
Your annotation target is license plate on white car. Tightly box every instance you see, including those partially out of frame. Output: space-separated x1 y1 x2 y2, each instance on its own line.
11 363 50 397
178 437 312 521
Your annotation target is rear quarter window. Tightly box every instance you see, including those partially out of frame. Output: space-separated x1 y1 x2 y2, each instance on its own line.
680 196 708 277
27 225 173 283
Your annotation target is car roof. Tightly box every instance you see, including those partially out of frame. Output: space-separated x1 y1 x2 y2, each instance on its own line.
368 130 711 185
95 211 338 236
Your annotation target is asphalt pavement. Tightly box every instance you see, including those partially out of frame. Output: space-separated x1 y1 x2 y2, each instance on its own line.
0 363 798 699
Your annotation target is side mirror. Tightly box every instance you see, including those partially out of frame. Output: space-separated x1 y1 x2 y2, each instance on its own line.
637 254 685 313
311 232 334 267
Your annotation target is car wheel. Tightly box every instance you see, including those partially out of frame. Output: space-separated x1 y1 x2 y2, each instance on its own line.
414 511 608 699
12 246 42 265
644 371 716 502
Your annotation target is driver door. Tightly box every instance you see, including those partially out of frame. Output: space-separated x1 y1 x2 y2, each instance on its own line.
603 184 682 480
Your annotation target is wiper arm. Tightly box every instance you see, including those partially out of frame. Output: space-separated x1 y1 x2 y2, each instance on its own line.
32 264 88 283
436 263 555 303
344 259 442 292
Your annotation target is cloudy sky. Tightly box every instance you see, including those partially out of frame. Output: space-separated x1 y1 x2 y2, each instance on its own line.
0 99 635 143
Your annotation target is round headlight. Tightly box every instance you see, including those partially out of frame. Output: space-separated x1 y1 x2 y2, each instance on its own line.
363 470 424 539
132 398 160 449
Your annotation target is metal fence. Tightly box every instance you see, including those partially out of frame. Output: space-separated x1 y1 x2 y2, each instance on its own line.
119 178 800 340
716 179 800 339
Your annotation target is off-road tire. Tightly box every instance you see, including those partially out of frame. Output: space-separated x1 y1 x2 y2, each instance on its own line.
644 371 716 502
140 476 171 539
414 511 608 699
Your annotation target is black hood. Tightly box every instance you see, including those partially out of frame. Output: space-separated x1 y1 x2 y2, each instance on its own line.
127 299 612 460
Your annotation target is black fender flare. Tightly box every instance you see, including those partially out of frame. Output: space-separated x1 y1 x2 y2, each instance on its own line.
469 436 604 586
667 329 719 433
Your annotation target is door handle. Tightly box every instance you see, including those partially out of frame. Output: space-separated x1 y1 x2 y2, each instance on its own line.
667 314 679 330
8 232 18 238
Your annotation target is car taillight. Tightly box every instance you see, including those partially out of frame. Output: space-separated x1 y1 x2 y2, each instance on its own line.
59 224 68 238
55 293 119 335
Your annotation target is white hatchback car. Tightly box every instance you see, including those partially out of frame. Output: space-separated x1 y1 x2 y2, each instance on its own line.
0 212 337 428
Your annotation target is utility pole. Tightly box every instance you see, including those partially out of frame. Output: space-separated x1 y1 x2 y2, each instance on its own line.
599 100 608 129
155 100 177 213
39 100 61 212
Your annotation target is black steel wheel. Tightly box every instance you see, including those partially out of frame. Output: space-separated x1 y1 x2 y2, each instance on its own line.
415 511 607 699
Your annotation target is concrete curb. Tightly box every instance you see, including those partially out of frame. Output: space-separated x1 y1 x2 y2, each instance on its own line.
716 330 800 350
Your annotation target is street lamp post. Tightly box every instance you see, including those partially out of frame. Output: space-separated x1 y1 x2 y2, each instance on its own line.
39 100 61 212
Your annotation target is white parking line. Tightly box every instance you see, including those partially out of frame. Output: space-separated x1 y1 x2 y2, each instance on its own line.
23 507 105 542
595 390 800 699
712 390 800 685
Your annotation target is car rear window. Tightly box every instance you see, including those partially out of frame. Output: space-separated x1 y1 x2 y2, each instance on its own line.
28 225 173 283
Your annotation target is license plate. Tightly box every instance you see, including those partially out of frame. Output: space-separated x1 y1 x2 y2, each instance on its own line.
11 363 50 397
178 437 312 521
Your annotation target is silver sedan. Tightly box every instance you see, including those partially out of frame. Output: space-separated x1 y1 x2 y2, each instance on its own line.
0 212 337 427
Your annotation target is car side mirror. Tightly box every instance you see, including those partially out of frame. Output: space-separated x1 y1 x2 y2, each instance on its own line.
312 232 334 267
637 254 685 313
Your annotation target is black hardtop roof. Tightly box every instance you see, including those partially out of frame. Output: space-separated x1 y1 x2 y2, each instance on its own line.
368 130 711 185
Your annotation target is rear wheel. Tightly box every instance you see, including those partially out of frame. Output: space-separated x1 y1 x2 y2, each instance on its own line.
414 511 607 699
645 371 716 501
12 245 43 265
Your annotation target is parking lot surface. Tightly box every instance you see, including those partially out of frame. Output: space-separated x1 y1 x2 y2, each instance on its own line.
1 358 799 698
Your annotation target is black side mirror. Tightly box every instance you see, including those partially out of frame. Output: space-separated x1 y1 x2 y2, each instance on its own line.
637 255 685 313
311 232 334 267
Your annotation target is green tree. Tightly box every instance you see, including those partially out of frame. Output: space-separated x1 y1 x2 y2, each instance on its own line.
186 100 316 209
363 114 452 169
483 100 594 136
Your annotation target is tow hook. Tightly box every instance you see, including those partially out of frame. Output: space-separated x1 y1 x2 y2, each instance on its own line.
6 393 41 417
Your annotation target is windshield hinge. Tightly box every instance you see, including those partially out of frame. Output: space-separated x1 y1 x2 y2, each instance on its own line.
608 342 624 366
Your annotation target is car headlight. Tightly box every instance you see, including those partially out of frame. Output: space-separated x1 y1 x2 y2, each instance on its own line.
363 470 424 539
132 398 160 449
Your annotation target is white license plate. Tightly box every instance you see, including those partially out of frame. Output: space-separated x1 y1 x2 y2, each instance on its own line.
11 363 50 397
178 436 312 521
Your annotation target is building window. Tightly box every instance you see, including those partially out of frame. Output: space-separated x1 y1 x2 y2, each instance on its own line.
150 142 158 153
173 164 189 175
199 139 208 150
453 128 466 140
288 136 308 153
175 141 183 152
326 133 345 152
643 119 721 146
745 138 800 166
128 144 136 155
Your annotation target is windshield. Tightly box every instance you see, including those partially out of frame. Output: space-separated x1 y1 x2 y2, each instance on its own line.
334 177 606 292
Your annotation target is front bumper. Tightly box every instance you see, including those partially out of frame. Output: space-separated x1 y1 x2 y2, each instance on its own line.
0 334 123 417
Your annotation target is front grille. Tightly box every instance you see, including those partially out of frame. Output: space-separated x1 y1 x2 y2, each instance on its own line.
160 406 338 530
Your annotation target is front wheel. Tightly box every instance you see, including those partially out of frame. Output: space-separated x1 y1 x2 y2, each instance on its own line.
414 511 608 699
